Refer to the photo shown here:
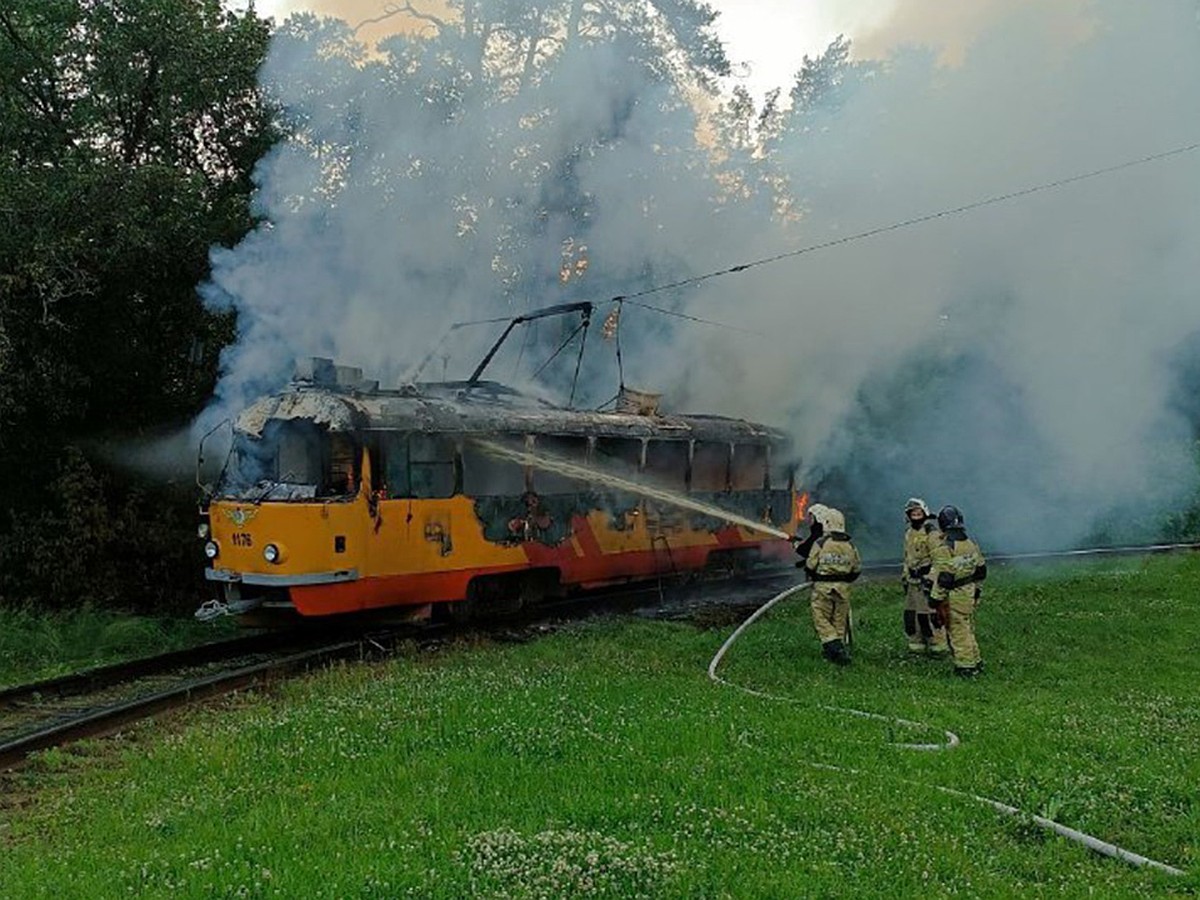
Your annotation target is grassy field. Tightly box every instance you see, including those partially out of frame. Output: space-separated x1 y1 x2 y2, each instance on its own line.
0 605 240 688
1 556 1197 897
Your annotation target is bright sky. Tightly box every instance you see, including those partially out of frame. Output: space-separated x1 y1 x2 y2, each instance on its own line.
709 0 898 98
247 0 901 100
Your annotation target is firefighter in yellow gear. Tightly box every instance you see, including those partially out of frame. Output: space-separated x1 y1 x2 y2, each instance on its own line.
801 506 862 666
927 505 987 677
792 502 830 560
901 498 948 654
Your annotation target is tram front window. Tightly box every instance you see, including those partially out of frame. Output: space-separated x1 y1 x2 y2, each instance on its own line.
216 421 359 501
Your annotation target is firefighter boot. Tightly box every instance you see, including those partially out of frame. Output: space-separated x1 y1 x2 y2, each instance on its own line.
822 639 851 666
904 609 925 653
918 612 949 655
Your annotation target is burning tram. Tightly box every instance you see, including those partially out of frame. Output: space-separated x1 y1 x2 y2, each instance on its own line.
198 320 803 622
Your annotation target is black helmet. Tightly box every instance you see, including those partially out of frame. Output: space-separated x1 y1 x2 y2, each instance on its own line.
937 505 964 531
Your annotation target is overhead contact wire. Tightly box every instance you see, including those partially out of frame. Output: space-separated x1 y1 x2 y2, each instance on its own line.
622 300 771 336
612 140 1200 313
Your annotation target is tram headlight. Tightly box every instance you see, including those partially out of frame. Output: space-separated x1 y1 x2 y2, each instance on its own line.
263 543 283 565
204 541 220 560
197 523 210 539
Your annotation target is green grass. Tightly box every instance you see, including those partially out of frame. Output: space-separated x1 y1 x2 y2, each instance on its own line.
1 557 1197 897
0 605 240 687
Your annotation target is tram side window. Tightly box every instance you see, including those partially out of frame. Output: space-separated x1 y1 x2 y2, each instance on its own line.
383 434 458 499
644 440 688 490
382 434 410 499
594 437 644 480
326 433 359 496
770 455 796 491
691 442 730 492
410 434 457 498
273 421 322 487
731 444 768 491
463 436 526 497
533 436 589 494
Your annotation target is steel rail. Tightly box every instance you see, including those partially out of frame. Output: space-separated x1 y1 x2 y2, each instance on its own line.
0 631 299 709
0 640 366 770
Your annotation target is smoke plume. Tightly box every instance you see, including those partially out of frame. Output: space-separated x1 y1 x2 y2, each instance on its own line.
854 0 1096 66
201 0 1200 553
671 0 1200 550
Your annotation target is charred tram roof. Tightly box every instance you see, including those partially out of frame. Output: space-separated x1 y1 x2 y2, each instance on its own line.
234 380 785 445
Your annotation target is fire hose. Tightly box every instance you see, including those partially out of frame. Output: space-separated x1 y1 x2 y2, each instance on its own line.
707 583 1186 877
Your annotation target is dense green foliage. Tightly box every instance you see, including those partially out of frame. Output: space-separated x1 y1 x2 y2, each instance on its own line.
0 0 275 609
1 557 1196 895
0 601 238 686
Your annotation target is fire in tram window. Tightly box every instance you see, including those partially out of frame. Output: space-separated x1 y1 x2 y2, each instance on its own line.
594 437 644 480
325 433 360 497
463 436 526 497
532 435 589 494
731 444 768 491
382 433 458 499
644 440 688 490
691 442 730 492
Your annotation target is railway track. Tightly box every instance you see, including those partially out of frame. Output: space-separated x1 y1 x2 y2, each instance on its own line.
2 539 1196 770
0 569 775 770
0 631 294 710
0 630 421 770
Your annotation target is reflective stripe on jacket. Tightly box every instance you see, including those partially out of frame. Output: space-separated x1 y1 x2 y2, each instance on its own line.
929 535 986 602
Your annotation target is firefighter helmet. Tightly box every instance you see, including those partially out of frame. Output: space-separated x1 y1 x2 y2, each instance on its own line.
823 507 847 534
807 503 831 530
937 505 964 531
904 497 929 518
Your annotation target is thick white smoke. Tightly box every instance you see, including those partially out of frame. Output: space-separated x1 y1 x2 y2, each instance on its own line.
200 8 729 415
664 0 1200 549
201 0 1200 552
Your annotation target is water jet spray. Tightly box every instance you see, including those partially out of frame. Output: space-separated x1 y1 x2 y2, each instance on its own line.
472 438 793 541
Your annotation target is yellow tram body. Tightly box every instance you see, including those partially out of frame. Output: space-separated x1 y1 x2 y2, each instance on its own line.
200 367 802 620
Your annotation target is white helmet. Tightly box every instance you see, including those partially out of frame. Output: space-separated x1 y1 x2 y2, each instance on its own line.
904 497 929 517
807 503 831 530
822 507 847 533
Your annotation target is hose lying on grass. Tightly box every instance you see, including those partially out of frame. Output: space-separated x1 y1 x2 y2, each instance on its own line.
707 583 1185 878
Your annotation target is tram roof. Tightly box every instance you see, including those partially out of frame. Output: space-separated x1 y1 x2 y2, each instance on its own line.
234 380 786 445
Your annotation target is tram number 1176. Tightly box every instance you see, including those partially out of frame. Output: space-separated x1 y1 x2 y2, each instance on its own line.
232 532 253 548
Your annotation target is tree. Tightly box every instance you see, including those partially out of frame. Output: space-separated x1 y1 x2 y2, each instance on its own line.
0 0 277 607
0 0 274 444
